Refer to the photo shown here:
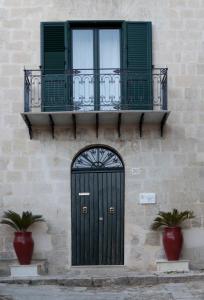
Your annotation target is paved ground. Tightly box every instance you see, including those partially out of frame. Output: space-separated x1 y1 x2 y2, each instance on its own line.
1 281 204 300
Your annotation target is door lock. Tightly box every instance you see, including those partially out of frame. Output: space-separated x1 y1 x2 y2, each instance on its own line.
81 206 88 214
109 207 115 214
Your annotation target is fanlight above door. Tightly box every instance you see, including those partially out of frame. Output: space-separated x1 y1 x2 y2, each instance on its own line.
72 147 123 169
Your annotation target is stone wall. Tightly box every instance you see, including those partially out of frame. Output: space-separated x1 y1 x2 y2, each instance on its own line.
0 0 204 273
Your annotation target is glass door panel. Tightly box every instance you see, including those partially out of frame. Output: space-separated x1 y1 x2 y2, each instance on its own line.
72 30 94 111
99 29 120 110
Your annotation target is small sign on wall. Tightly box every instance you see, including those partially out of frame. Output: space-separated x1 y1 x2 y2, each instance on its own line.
139 193 156 204
131 168 141 175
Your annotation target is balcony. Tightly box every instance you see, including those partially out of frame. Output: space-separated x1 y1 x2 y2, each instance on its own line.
22 68 170 139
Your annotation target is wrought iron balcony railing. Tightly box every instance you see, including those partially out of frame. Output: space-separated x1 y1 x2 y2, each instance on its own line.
24 68 168 112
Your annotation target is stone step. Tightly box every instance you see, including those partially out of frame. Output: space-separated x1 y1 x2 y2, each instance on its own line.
0 271 204 287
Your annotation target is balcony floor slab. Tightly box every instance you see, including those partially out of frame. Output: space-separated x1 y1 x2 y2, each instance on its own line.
21 110 170 139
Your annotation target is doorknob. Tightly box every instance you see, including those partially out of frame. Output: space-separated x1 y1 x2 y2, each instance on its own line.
99 217 103 221
109 207 115 215
81 206 88 214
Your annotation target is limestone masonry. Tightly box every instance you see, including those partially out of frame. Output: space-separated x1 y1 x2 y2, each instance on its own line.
0 0 204 274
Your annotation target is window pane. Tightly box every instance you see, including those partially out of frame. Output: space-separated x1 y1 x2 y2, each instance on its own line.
72 30 94 111
99 29 121 111
99 29 120 69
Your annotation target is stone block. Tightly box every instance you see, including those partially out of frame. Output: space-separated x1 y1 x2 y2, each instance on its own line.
12 30 31 41
145 232 160 246
0 259 48 276
156 259 190 272
10 263 46 277
6 171 22 183
197 64 204 75
13 157 28 169
11 53 32 64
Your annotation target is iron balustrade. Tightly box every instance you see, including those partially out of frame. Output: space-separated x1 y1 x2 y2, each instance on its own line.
24 68 168 112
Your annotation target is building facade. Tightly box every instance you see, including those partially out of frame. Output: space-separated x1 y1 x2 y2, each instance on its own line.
0 0 204 274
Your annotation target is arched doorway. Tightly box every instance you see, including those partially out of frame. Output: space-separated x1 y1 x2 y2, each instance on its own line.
71 146 124 265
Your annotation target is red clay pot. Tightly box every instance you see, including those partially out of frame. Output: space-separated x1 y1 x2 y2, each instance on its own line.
13 232 34 265
163 227 183 260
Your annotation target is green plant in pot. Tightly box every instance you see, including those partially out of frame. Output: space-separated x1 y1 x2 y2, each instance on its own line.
151 209 194 261
1 210 45 265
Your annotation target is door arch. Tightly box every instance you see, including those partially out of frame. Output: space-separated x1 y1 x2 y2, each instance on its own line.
71 146 124 265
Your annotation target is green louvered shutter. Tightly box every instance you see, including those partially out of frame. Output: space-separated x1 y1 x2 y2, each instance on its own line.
41 22 68 111
123 22 152 110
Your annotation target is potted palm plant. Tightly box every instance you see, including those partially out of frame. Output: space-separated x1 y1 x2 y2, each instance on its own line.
151 209 194 260
1 210 45 265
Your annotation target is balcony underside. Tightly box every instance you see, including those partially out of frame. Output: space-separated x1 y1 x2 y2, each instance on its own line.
21 110 170 140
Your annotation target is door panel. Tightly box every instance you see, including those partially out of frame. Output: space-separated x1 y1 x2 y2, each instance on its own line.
72 172 99 265
71 170 124 265
72 29 94 111
99 29 121 110
71 28 121 111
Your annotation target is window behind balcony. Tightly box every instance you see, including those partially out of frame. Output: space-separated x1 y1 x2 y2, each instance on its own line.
72 28 120 111
41 21 152 112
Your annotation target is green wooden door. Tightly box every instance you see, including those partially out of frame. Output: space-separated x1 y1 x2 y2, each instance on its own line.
71 147 124 265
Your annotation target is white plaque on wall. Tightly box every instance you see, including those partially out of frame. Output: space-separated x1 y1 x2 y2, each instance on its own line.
139 193 156 204
131 168 141 175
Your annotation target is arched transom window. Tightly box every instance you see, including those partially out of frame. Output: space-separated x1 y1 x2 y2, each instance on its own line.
72 146 123 170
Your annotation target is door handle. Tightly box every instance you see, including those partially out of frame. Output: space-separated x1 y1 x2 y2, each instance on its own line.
109 207 115 215
99 217 103 221
81 206 88 214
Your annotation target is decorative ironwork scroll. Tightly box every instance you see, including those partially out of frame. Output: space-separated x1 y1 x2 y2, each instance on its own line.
72 147 123 169
24 68 168 112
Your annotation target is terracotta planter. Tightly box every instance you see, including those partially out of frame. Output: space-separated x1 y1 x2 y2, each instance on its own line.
13 232 34 265
163 227 183 260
